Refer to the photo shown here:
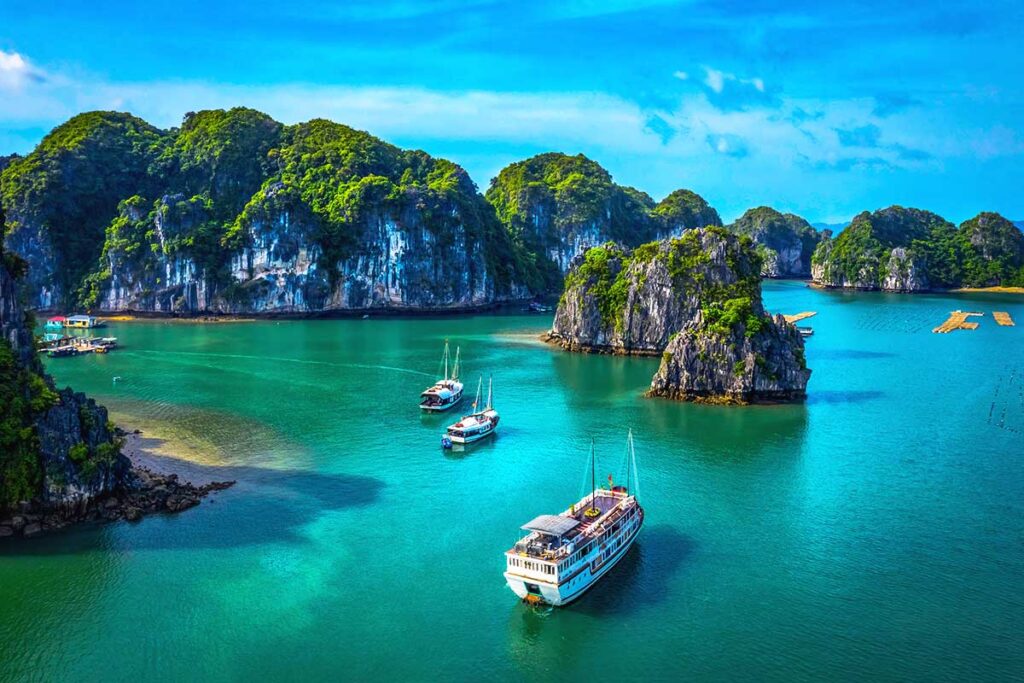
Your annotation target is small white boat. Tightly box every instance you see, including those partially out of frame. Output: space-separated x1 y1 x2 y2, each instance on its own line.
442 376 499 446
503 431 644 607
419 341 464 412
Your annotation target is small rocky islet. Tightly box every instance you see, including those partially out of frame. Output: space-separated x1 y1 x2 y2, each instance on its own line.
544 227 811 404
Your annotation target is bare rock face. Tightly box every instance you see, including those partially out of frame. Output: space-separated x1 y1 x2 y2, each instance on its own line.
880 247 929 292
648 311 810 404
726 207 820 278
811 206 952 291
94 183 522 315
547 227 811 404
2 238 131 516
548 228 762 354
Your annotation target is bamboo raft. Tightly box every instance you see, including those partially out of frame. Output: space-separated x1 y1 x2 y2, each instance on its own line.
783 311 817 323
993 311 1015 327
933 310 983 333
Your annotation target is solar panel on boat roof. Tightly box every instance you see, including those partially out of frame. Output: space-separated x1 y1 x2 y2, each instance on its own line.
521 515 580 536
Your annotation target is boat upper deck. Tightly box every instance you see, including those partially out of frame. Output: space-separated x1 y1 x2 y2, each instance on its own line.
511 489 637 561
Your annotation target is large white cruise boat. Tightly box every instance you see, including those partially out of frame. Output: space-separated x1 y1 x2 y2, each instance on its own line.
419 341 464 412
504 432 644 606
441 376 499 447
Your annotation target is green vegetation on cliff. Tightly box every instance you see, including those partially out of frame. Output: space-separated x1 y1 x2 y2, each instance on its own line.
653 189 723 231
0 337 57 508
726 206 819 278
486 153 720 291
812 206 1024 289
1 112 167 305
1 110 534 309
562 226 764 335
957 212 1024 286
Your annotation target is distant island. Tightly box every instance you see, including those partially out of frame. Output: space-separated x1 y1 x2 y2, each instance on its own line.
811 207 1024 292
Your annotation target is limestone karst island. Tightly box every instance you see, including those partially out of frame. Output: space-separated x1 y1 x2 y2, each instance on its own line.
1 2 1022 681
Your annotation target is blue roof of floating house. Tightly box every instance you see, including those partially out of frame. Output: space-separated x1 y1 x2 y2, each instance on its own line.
66 315 94 322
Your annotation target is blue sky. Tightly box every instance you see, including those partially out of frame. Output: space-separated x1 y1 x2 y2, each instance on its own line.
1 0 1022 223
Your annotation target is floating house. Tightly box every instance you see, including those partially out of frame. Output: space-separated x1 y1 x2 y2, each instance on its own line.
65 314 104 329
45 316 66 329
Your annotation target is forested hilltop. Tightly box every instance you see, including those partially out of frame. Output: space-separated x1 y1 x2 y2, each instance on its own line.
0 109 538 313
2 109 1022 313
812 207 1024 291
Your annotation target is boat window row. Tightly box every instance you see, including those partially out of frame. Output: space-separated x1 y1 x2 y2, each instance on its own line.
509 557 555 575
559 508 639 572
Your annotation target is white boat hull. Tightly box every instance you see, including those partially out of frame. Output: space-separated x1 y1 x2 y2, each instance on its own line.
448 424 498 444
419 395 463 412
504 518 642 607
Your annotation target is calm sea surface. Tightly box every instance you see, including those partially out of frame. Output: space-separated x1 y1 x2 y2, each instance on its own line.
2 282 1023 681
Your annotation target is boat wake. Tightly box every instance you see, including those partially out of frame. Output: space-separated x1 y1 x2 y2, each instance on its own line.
126 350 434 377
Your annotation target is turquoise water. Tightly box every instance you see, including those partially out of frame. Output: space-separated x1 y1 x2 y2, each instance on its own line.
2 282 1023 681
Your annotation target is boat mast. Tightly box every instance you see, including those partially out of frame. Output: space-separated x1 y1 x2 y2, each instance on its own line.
586 438 599 516
452 347 460 380
474 376 483 410
443 340 450 381
626 429 631 494
486 375 493 410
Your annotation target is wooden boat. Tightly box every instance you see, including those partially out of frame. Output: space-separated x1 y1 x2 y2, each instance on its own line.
47 345 79 358
441 376 499 446
419 341 464 412
503 432 644 606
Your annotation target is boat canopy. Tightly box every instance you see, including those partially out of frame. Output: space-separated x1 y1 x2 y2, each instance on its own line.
422 387 453 399
47 316 66 322
521 515 580 537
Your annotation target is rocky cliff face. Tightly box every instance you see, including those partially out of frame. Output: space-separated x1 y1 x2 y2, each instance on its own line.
651 189 723 236
811 207 1024 291
810 206 951 291
1 234 130 516
548 228 763 354
1 112 166 309
485 153 720 290
95 183 519 314
879 247 929 292
727 207 819 278
485 153 658 288
3 110 533 314
957 212 1024 286
547 227 809 403
649 310 809 404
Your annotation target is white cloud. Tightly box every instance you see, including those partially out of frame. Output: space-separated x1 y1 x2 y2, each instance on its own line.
701 65 767 97
0 50 42 90
673 70 689 81
703 67 726 93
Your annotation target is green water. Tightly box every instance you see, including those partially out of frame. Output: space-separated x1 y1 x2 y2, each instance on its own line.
2 282 1023 681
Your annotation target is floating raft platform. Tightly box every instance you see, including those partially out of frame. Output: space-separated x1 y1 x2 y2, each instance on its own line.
993 311 1015 327
783 311 817 323
933 310 983 334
